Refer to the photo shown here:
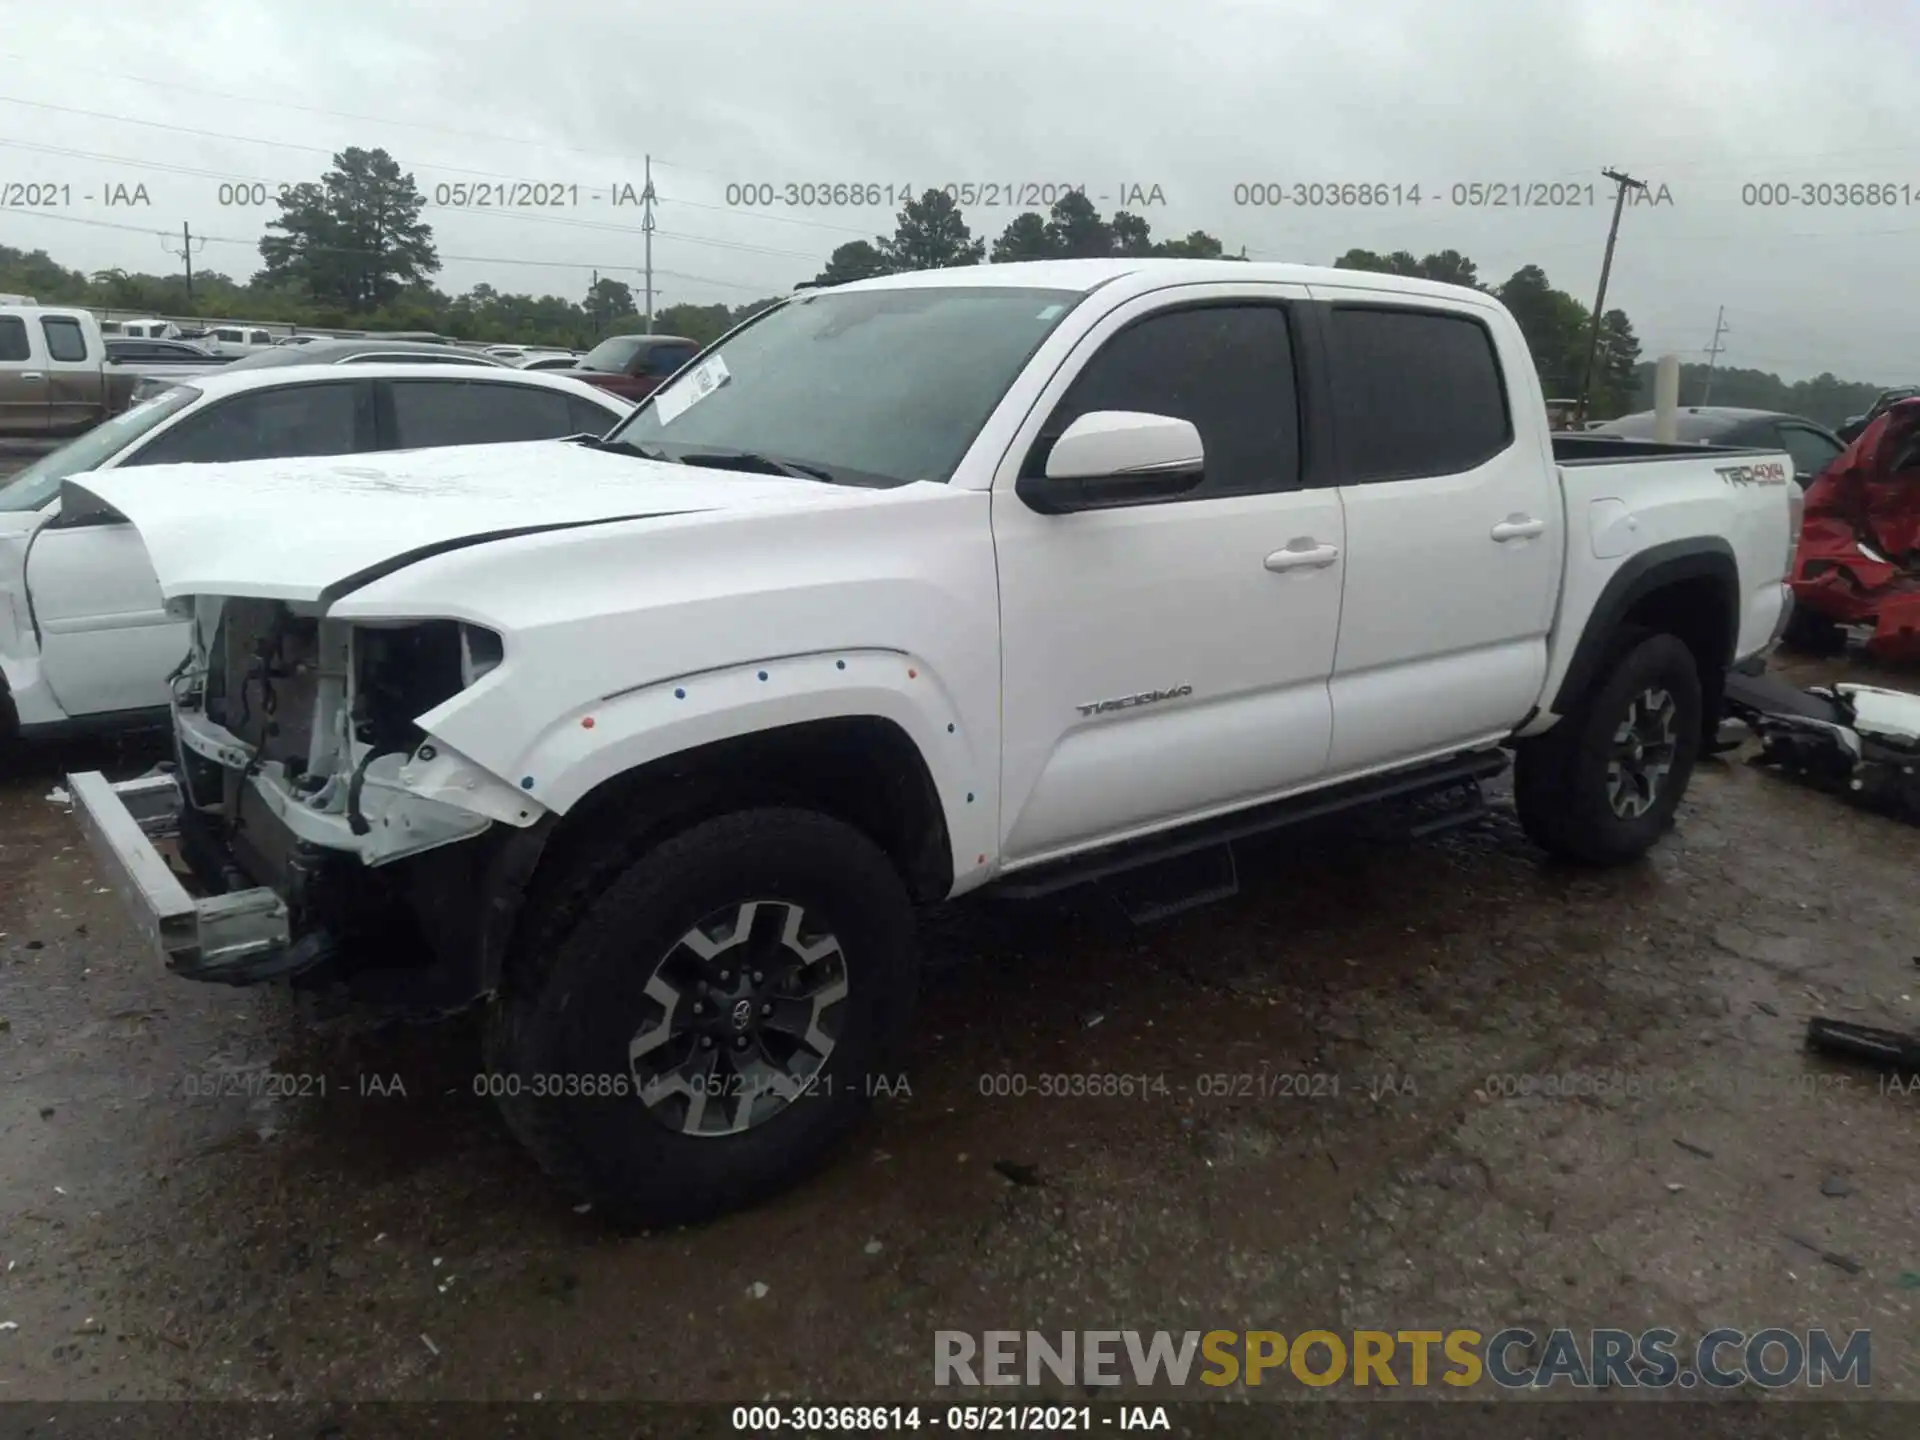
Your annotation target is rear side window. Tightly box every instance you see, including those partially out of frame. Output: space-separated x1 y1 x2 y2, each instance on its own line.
249 330 273 345
1035 305 1302 497
388 379 579 449
1328 306 1513 483
0 316 31 361
127 382 368 466
41 317 89 363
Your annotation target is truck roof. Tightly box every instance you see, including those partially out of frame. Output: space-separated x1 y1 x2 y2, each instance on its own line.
825 257 1493 304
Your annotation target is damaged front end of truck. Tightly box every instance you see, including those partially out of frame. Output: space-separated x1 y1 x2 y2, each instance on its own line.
71 593 553 1005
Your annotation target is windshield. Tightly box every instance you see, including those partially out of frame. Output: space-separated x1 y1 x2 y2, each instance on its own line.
579 335 646 372
0 386 202 511
609 286 1083 487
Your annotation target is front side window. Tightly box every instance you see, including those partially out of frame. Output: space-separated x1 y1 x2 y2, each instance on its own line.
0 386 202 510
612 287 1083 487
1778 424 1844 479
568 393 621 435
387 379 577 449
126 382 367 466
1031 305 1302 497
41 317 88 363
1327 306 1513 483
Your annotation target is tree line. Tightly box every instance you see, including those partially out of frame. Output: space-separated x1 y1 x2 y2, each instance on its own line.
0 146 1887 425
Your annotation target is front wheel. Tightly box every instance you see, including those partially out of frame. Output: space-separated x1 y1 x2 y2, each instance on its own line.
1514 631 1703 866
484 807 919 1227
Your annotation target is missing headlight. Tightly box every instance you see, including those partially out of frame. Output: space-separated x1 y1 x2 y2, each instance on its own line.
460 623 504 686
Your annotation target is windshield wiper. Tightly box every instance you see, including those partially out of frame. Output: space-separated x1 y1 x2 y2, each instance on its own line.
579 436 674 462
672 450 838 483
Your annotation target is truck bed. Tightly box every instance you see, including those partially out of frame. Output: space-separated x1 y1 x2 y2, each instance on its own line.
1551 434 1782 465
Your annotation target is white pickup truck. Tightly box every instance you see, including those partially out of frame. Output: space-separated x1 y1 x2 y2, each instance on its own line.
66 258 1797 1225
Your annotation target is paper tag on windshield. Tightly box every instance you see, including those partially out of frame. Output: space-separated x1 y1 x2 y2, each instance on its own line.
652 354 731 426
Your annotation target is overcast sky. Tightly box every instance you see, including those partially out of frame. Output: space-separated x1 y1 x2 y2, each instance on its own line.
0 0 1912 381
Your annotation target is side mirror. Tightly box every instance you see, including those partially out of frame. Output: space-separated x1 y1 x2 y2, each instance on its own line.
1018 411 1205 515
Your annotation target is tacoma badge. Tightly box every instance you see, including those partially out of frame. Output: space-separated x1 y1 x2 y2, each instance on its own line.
1075 684 1194 717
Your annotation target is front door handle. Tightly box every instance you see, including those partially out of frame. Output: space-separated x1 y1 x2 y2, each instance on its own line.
1264 540 1341 572
1491 515 1546 542
20 371 44 382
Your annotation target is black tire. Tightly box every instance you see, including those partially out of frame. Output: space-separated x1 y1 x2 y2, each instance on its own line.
484 806 918 1227
1781 605 1845 655
1513 631 1703 866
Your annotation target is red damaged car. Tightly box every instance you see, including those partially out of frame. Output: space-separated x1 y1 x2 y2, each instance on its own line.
1788 397 1920 663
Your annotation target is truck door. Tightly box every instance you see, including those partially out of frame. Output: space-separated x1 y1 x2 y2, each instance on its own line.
992 285 1345 864
0 313 50 434
1309 290 1562 774
40 314 104 432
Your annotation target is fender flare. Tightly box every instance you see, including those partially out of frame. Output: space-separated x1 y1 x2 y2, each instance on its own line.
497 646 991 871
1550 538 1740 715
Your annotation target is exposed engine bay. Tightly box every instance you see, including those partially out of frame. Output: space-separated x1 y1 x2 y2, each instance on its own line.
161 597 543 986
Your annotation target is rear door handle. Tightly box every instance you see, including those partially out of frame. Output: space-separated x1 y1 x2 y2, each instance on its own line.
1264 541 1341 572
1491 515 1546 542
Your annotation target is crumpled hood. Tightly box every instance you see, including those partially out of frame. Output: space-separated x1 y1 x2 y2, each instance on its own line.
61 439 846 605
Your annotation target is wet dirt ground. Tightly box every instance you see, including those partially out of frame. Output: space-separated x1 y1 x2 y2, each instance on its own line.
1 655 1915 1411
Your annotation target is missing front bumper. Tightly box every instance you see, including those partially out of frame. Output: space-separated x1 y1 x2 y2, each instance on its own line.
67 769 300 982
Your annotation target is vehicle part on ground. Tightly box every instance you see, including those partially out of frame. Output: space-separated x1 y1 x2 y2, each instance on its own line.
1725 670 1920 823
1804 1016 1920 1074
1791 398 1920 665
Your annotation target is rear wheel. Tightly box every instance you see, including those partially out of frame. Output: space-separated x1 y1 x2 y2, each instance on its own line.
484 806 918 1227
1514 631 1703 865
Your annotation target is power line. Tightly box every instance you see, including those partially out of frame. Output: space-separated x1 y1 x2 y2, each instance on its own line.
160 221 205 302
0 136 833 258
1573 168 1647 426
1701 306 1731 402
0 206 785 291
0 52 712 175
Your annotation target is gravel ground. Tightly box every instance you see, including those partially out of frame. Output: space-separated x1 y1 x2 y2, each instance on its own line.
0 648 1915 1413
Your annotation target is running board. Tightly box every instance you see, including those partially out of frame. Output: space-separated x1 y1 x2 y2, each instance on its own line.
1105 844 1241 924
990 749 1510 902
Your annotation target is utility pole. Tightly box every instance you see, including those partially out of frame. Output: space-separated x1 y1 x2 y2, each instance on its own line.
161 221 205 305
1572 167 1647 426
1700 306 1730 403
641 154 656 334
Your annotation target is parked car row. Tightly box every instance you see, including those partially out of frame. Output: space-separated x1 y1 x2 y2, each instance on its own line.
0 363 633 740
2 306 195 435
4 300 694 435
